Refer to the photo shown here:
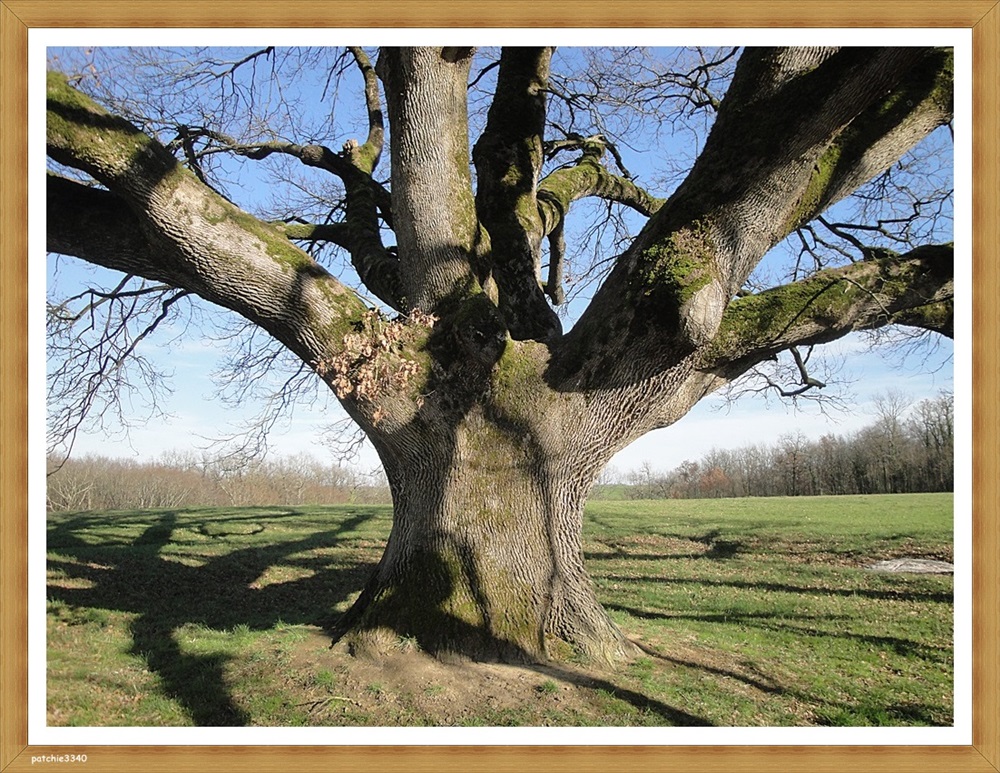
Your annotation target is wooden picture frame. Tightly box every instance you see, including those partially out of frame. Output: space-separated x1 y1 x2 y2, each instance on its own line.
2 1 996 770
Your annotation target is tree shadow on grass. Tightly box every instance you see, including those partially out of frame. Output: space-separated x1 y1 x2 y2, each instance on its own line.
601 573 953 603
607 604 949 660
526 659 715 726
48 507 716 727
584 529 744 563
607 604 952 725
626 635 952 727
47 508 381 726
629 638 786 696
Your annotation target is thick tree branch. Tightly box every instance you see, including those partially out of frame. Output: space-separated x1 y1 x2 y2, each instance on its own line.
559 47 952 389
536 137 664 305
378 47 484 314
699 243 953 376
46 76 371 373
345 46 385 174
167 126 395 221
544 216 566 305
786 48 953 233
537 136 664 233
272 219 405 310
167 124 404 310
273 220 351 247
472 46 560 340
47 175 173 274
173 126 350 173
566 242 952 449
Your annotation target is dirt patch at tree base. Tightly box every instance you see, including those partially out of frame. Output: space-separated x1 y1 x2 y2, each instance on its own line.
285 628 699 727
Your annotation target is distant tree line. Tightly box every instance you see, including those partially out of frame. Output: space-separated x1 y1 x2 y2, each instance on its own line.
46 450 390 513
607 390 954 500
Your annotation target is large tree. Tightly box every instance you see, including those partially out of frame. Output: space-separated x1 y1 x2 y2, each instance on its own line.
46 45 954 664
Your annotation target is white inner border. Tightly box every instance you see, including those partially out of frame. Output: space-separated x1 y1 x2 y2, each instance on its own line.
28 27 974 748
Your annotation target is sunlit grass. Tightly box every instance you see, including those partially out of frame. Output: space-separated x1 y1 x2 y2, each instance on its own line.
46 494 953 727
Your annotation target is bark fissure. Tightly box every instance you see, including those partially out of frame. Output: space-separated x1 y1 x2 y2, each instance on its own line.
331 337 635 662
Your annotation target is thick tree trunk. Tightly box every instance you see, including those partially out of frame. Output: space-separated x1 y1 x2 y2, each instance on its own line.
339 459 632 663
332 349 637 664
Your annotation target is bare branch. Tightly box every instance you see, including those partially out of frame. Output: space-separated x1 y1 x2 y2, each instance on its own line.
714 347 854 417
790 346 825 389
47 277 191 459
345 46 384 173
208 46 276 81
168 125 353 174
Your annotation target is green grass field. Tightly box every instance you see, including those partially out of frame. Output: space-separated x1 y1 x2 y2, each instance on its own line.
46 493 954 727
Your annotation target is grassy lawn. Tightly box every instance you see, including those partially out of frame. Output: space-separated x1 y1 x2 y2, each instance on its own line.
46 494 954 727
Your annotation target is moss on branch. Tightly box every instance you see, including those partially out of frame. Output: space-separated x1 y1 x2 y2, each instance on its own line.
47 71 379 382
536 150 664 237
627 219 723 346
784 48 953 235
701 245 953 368
46 70 175 187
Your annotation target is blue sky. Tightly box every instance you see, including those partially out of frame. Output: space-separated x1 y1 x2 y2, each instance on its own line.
43 42 964 476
